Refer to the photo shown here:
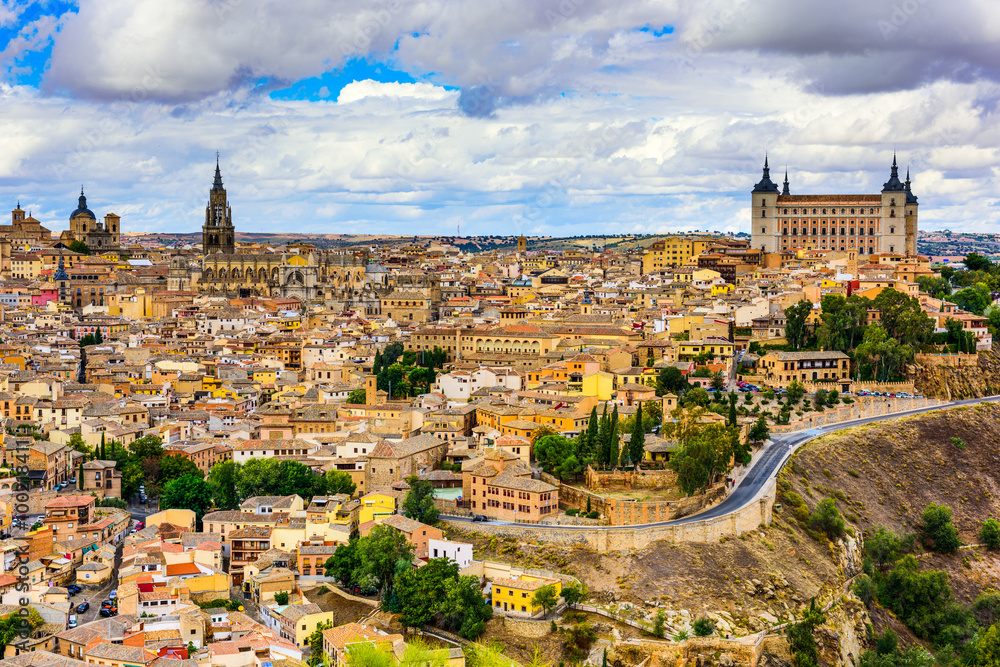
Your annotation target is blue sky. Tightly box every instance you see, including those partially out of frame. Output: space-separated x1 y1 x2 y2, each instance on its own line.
0 0 998 236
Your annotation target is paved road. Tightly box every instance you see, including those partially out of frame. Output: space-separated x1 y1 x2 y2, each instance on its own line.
447 394 1000 531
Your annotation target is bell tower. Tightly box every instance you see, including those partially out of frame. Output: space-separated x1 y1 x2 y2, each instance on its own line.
203 156 236 255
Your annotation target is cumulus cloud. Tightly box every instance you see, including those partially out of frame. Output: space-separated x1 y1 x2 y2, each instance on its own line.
0 0 997 235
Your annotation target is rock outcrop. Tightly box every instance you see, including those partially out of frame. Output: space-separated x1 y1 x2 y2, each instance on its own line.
909 346 1000 399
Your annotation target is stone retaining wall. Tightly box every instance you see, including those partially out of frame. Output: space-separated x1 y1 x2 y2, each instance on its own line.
585 467 678 491
560 481 725 526
445 477 775 552
502 617 552 638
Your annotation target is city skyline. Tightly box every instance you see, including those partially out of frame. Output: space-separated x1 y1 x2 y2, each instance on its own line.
0 0 998 236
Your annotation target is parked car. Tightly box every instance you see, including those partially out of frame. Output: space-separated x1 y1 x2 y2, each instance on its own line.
101 600 114 609
68 615 77 629
472 515 488 522
99 608 113 618
14 513 27 520
135 521 145 530
109 590 117 600
68 476 76 484
76 602 89 613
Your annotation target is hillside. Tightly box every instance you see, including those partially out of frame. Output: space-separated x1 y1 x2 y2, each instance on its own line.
446 403 1000 665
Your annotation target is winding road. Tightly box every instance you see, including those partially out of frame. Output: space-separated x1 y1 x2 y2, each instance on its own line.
446 394 1000 531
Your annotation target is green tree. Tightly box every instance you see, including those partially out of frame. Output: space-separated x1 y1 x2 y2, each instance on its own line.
535 434 576 479
916 275 952 299
160 455 203 481
784 299 814 350
920 503 961 554
130 435 164 461
786 380 805 402
560 580 587 607
440 574 493 639
0 608 44 649
655 366 687 395
710 371 725 393
67 239 90 255
980 518 1000 550
855 324 913 382
964 252 993 272
865 526 915 570
235 458 280 500
395 558 459 628
627 402 645 467
684 387 711 408
357 524 414 600
786 599 826 667
969 623 1000 667
208 460 241 510
749 414 770 444
532 584 560 617
121 461 143 500
401 475 439 525
306 620 334 666
277 460 320 498
669 423 734 496
161 475 214 519
322 469 357 497
348 388 367 404
273 590 289 605
67 432 92 458
346 642 394 667
810 498 846 541
327 538 361 583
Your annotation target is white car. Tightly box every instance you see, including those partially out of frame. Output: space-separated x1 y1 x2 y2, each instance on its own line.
68 615 78 629
109 590 117 600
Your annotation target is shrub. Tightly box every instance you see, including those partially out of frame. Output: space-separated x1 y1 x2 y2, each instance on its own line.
865 526 916 570
875 628 898 656
652 610 666 638
852 574 876 605
951 437 967 450
980 518 1000 550
692 617 715 636
565 508 579 517
920 503 961 554
810 498 846 541
586 511 599 519
848 469 860 478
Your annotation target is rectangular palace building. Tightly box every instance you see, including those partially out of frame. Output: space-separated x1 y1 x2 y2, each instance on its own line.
750 155 918 256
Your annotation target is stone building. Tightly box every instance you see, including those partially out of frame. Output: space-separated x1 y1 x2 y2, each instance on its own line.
193 161 372 301
751 155 918 256
364 433 448 491
63 189 122 252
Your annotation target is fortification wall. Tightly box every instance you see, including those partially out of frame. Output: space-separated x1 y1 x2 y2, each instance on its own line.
446 477 775 552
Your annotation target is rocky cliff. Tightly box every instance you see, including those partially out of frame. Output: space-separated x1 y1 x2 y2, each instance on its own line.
908 346 1000 399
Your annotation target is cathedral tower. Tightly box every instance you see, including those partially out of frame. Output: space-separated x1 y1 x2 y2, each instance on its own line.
203 157 235 255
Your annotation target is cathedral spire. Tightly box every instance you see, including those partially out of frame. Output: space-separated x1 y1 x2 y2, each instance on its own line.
781 168 790 195
212 155 224 191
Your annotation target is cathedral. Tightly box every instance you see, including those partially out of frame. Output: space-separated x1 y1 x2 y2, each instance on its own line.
750 155 918 256
62 189 122 252
189 160 371 302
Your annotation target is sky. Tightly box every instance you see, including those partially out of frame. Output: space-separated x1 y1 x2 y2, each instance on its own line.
0 0 998 237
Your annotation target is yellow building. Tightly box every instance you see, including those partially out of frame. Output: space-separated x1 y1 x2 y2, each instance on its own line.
490 575 561 618
678 338 734 360
284 605 336 648
580 372 615 401
358 492 396 526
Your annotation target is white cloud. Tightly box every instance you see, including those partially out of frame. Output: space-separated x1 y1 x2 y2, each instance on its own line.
0 0 996 236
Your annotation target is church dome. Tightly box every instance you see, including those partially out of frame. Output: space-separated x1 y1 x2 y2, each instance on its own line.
70 189 96 220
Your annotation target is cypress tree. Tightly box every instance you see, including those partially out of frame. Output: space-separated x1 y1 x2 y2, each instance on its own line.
608 405 619 467
628 402 645 466
596 405 609 467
